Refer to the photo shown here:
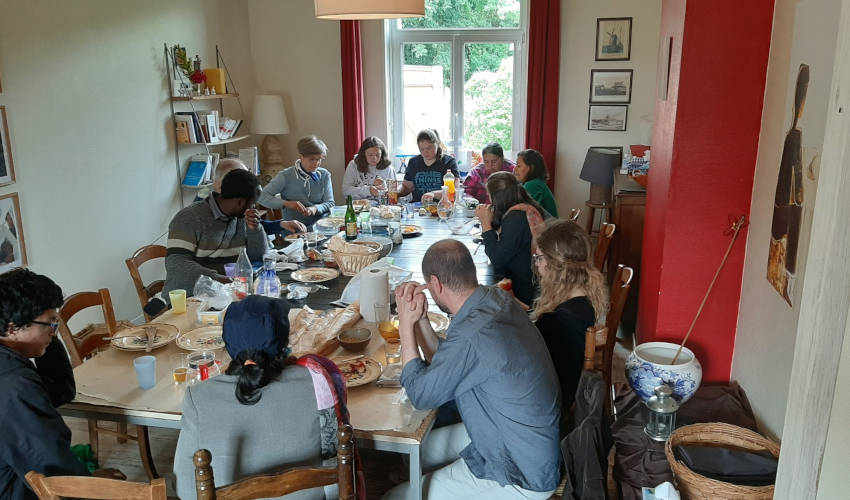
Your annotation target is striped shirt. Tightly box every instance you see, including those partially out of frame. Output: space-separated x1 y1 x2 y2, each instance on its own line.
163 196 269 301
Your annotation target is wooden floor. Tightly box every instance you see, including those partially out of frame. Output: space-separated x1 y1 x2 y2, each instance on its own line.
64 336 633 499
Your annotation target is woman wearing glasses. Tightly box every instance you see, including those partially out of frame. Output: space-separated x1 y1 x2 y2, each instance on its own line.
532 220 608 409
0 269 122 499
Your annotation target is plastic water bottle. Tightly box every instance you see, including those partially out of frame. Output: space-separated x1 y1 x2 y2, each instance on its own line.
234 248 253 298
256 253 281 298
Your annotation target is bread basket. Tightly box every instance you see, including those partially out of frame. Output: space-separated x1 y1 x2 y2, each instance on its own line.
327 238 382 276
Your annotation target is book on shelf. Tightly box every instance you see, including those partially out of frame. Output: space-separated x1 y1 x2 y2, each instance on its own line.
219 118 243 140
183 153 212 187
239 147 259 175
175 121 190 144
175 114 197 143
205 114 219 143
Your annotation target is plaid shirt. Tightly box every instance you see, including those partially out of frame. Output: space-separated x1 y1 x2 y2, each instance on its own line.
463 159 515 203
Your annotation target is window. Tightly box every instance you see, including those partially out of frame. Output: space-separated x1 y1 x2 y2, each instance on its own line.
387 0 527 172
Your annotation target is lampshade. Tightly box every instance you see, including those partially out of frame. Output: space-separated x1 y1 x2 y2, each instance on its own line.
579 148 620 185
251 95 289 135
315 0 425 19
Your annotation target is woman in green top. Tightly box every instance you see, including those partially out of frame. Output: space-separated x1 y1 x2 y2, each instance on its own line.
515 149 558 217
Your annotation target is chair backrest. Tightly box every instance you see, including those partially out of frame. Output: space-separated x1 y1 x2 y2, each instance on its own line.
125 245 167 322
25 471 166 500
194 424 355 500
57 288 117 368
605 265 634 346
593 223 616 270
568 208 581 222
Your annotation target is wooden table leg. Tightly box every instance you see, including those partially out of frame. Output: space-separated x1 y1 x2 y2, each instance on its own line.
136 425 159 479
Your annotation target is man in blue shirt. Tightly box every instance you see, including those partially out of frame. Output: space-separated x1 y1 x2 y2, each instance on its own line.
384 239 561 499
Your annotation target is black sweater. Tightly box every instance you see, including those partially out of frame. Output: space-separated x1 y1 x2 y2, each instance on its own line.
535 297 597 409
482 210 535 305
0 338 88 500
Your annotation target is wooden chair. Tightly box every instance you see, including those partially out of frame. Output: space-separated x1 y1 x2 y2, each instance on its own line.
25 471 166 500
568 208 581 222
193 424 355 500
593 223 616 270
125 245 167 322
605 264 634 345
57 288 158 479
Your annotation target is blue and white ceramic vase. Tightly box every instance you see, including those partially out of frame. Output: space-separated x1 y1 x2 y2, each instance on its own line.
625 342 702 403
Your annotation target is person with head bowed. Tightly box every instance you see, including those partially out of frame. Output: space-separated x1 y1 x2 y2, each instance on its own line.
398 129 459 203
462 142 515 204
514 149 558 218
342 136 396 201
174 295 362 500
258 135 336 228
532 219 608 409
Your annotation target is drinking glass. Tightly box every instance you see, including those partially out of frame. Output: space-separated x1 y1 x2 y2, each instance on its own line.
133 356 157 390
187 350 219 384
384 338 401 365
170 353 189 385
374 303 390 326
169 289 187 314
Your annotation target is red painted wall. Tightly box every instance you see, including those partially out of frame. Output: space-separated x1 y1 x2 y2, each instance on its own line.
638 0 774 383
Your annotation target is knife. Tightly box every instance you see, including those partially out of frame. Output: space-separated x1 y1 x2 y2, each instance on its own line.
144 326 156 352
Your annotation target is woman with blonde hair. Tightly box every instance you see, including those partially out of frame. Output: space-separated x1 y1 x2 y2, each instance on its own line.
532 219 608 409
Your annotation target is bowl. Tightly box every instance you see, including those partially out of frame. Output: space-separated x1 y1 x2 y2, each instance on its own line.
625 342 702 403
337 327 372 352
446 218 474 235
315 218 343 236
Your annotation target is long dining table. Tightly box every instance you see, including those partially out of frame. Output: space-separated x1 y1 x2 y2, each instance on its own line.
59 211 496 500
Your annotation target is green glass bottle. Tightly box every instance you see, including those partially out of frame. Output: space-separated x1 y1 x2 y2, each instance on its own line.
345 195 358 240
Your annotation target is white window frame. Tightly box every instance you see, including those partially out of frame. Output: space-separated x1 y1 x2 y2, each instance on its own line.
386 0 529 163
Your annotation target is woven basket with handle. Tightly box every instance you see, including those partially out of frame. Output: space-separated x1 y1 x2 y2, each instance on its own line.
331 241 381 276
664 423 780 500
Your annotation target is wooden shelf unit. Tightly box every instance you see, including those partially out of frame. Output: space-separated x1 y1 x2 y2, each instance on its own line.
171 93 240 102
177 135 249 147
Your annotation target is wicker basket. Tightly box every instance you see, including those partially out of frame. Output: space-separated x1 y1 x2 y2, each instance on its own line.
331 241 381 276
664 423 780 499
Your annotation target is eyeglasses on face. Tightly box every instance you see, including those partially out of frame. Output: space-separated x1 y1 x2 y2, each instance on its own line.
30 320 60 332
533 253 545 264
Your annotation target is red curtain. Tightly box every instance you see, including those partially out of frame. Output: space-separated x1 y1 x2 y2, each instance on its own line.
524 0 561 188
340 20 365 164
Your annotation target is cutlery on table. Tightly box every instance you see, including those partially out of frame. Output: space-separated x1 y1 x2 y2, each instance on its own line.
144 326 156 352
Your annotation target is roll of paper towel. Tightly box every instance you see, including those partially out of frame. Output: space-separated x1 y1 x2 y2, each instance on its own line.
360 268 389 322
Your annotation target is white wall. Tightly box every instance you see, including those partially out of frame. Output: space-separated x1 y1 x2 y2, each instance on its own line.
0 0 252 322
361 20 391 142
247 0 345 202
555 0 661 223
731 0 841 439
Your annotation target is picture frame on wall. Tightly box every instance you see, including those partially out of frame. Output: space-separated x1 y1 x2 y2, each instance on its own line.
0 192 27 273
0 107 15 187
596 17 632 61
588 105 628 131
589 69 633 103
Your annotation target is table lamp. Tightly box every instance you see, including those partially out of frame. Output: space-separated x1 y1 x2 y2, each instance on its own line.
579 147 621 205
252 95 290 185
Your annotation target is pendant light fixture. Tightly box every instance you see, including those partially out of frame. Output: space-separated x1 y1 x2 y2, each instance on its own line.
315 0 425 20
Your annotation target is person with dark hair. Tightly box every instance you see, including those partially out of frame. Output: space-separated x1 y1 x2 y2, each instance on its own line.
514 149 558 217
533 220 608 409
160 168 269 309
174 295 353 500
383 240 560 500
342 136 396 200
0 269 123 499
258 135 336 228
475 171 546 306
398 129 459 202
462 142 515 204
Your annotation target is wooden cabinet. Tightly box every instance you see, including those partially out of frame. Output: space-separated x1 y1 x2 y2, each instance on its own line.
608 174 646 336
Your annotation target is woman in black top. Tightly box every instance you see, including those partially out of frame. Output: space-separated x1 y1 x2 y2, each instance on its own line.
399 128 459 202
475 171 546 306
532 220 608 409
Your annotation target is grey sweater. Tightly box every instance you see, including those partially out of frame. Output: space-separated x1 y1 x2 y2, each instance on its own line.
257 162 335 228
163 196 268 301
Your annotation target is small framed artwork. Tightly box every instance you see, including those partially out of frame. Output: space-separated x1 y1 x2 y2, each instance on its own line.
0 107 15 187
596 17 632 61
0 192 27 273
590 69 633 103
588 105 628 131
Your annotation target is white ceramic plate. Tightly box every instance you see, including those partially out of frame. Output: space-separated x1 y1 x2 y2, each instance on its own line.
177 325 225 351
428 312 450 332
111 324 179 351
291 268 340 283
401 224 423 237
336 358 382 388
284 232 327 242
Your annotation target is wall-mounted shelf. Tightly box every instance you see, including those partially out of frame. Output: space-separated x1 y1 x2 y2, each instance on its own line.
171 93 240 102
177 135 249 147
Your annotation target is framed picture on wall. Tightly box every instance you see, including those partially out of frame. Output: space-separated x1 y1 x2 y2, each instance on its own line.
0 192 27 273
0 107 15 187
588 105 628 131
590 69 633 103
596 17 632 61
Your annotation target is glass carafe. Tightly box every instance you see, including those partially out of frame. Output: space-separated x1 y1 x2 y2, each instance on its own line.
437 186 453 221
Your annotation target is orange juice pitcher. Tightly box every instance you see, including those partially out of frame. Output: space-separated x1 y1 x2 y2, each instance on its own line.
443 171 456 202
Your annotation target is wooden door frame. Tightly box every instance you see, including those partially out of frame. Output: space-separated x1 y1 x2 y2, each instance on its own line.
775 0 850 496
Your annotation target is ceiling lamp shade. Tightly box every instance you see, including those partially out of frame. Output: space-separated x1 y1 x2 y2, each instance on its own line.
315 0 425 20
251 95 289 135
